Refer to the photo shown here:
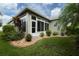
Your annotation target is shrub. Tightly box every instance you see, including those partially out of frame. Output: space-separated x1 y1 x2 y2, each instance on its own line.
40 32 44 37
61 32 64 36
2 32 24 41
8 32 24 41
75 35 79 49
26 34 32 42
2 33 12 41
46 30 51 36
2 25 16 40
3 25 16 34
66 26 79 35
17 32 24 40
53 32 58 36
2 25 24 41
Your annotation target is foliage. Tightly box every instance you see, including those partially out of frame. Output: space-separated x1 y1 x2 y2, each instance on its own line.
66 26 79 35
2 25 24 41
40 32 44 37
8 32 24 41
16 32 24 40
2 32 24 41
3 25 16 34
59 3 79 35
53 32 58 36
46 30 51 36
61 32 64 36
75 35 79 49
25 34 32 42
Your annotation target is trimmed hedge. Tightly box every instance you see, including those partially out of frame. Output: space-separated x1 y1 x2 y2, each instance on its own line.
40 32 44 37
46 30 51 36
25 34 32 42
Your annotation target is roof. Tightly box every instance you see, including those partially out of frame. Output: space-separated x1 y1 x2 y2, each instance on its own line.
16 7 50 22
50 19 60 21
8 7 59 24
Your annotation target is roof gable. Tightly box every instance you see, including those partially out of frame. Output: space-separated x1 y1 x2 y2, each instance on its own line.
16 7 50 21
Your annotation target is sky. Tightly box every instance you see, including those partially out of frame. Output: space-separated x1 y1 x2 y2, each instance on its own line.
0 3 65 25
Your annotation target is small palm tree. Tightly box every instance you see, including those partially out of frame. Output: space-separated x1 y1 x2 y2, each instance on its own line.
12 16 22 31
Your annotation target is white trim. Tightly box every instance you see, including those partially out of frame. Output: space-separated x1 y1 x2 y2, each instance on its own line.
29 13 50 36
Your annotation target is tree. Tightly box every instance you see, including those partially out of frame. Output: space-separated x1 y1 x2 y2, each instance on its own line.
59 3 79 35
12 16 22 31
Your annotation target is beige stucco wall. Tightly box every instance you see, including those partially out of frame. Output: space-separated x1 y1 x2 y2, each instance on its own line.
49 20 62 35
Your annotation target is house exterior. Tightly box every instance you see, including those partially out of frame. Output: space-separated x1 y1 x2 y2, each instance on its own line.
49 19 63 35
10 8 62 36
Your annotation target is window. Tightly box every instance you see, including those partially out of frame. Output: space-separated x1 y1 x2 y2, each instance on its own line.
22 22 26 32
31 15 36 20
37 21 40 31
37 21 44 31
41 22 44 31
45 23 49 31
21 20 26 32
32 21 36 33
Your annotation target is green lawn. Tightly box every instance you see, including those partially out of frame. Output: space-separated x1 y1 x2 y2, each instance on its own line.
0 36 78 56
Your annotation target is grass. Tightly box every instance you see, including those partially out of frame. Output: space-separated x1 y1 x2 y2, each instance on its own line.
0 36 78 56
